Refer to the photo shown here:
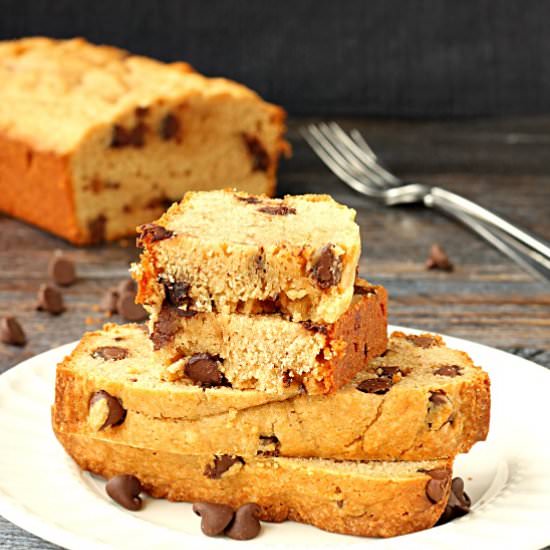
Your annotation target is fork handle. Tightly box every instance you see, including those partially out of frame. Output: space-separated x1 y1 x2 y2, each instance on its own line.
425 187 550 262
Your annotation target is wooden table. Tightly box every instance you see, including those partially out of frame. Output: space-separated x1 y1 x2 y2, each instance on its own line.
1 117 549 549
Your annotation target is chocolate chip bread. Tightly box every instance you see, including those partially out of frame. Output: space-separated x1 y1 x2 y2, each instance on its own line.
53 324 490 460
0 38 288 244
54 430 453 538
150 280 387 394
133 190 361 323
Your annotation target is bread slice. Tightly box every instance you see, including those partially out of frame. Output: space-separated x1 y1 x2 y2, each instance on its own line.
149 280 387 394
53 325 490 460
54 430 453 538
0 38 288 244
133 190 361 323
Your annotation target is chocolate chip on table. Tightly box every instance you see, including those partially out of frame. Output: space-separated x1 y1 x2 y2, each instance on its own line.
311 244 343 289
242 133 270 172
36 284 65 315
405 334 439 348
89 390 127 429
426 243 454 272
429 390 448 405
225 503 262 540
92 346 129 361
356 377 393 395
434 365 462 377
424 468 451 504
437 477 471 524
192 502 234 536
106 474 143 511
204 455 244 479
137 223 174 246
117 292 148 322
101 289 119 314
0 316 26 346
117 279 137 295
185 353 229 388
258 204 296 216
48 251 76 286
159 113 181 141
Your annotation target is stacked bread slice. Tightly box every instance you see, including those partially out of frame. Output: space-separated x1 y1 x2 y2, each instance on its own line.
52 190 491 538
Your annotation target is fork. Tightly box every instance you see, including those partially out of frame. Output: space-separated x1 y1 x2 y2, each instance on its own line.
301 122 550 283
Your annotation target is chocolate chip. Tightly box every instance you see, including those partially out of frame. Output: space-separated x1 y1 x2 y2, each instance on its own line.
106 474 143 511
117 279 136 296
426 243 454 272
89 390 126 429
0 316 26 346
117 292 147 322
236 195 262 204
424 468 451 504
135 106 149 118
185 353 228 388
353 283 376 295
163 280 191 308
302 321 328 334
311 244 342 289
193 502 234 536
243 134 269 172
159 113 180 141
150 305 179 349
88 214 106 244
91 346 128 361
48 252 76 286
437 477 471 524
36 284 65 315
356 377 393 395
110 122 146 148
434 365 462 377
257 435 280 457
429 390 448 405
137 223 173 246
225 503 262 540
101 289 119 314
204 455 244 479
406 334 439 348
258 204 296 216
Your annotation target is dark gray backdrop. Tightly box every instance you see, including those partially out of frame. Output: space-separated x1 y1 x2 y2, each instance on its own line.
1 0 550 117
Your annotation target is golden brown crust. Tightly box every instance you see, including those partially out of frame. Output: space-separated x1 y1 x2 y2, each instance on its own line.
53 430 452 538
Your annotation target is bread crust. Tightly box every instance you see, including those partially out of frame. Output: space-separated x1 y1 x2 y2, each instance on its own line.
53 430 452 538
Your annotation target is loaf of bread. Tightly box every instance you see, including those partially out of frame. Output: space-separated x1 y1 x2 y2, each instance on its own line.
54 430 453 538
53 324 490 460
149 280 387 394
0 38 288 244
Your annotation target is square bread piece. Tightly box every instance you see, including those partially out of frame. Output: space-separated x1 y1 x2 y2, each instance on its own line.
133 190 361 323
0 38 288 244
149 281 387 394
53 431 453 538
53 325 490 461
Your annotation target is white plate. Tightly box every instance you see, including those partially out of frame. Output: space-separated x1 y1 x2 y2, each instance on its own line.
0 326 549 550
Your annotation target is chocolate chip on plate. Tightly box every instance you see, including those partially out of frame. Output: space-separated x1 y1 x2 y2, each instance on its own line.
89 390 127 429
48 251 76 286
0 316 26 346
426 243 454 272
117 292 147 322
311 244 342 289
434 365 462 377
193 502 234 536
437 477 472 524
36 284 65 315
185 353 228 387
356 377 393 395
424 468 451 504
204 455 244 479
91 346 128 361
106 474 143 511
225 503 262 540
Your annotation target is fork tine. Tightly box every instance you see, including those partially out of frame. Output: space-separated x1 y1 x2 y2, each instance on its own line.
350 129 377 159
301 125 382 198
316 123 389 188
327 123 401 186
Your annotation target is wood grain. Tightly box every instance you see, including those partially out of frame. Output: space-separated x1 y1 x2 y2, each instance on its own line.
1 116 549 548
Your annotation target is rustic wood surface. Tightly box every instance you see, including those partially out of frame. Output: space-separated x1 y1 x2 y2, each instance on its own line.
0 117 549 549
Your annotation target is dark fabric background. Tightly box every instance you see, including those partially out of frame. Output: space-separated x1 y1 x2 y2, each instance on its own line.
1 0 549 117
